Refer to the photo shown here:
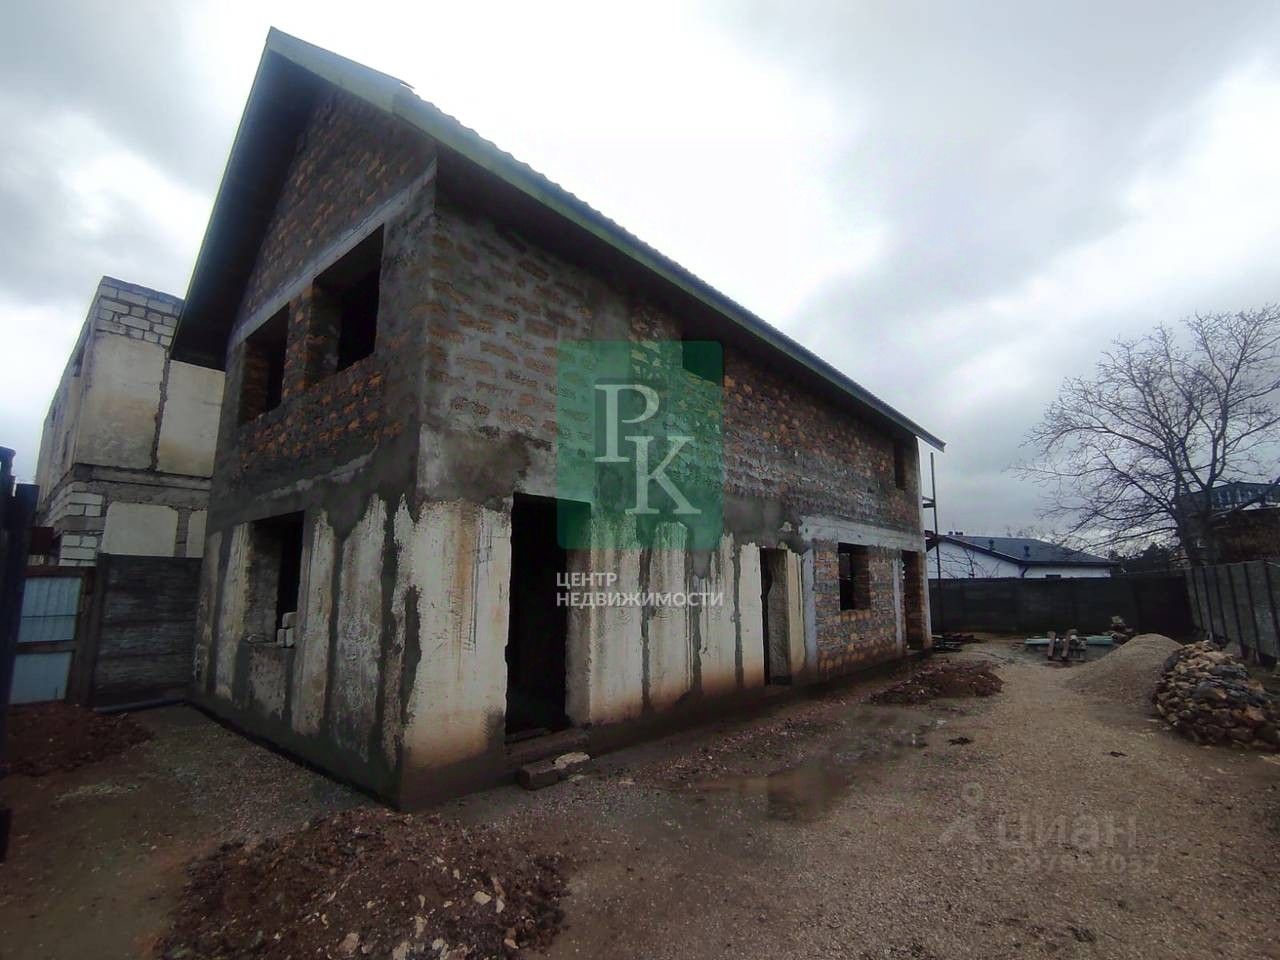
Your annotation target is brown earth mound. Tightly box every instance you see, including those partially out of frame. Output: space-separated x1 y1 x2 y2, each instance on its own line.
870 659 1002 704
1064 633 1182 707
158 807 568 960
5 702 152 776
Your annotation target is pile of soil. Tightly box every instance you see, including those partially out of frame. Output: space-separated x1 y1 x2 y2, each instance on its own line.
1064 633 1181 707
158 807 568 960
1153 641 1280 750
5 702 152 776
870 660 1002 704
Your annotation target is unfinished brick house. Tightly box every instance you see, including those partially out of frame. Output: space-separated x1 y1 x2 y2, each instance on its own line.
173 31 944 806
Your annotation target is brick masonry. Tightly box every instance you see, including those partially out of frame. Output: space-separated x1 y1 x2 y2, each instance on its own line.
213 88 434 507
94 278 181 349
421 198 924 671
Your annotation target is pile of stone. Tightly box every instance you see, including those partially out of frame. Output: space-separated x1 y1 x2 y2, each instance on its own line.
1152 641 1279 750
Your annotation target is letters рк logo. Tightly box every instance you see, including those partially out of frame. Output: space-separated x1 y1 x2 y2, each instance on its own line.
557 340 723 550
594 382 700 516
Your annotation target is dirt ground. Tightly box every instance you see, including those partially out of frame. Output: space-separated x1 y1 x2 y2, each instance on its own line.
3 642 1279 959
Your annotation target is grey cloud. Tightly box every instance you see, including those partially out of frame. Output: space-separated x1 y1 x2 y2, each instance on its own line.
713 1 1280 536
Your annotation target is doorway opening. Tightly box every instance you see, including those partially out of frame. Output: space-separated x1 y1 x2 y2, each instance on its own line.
901 550 926 650
760 548 792 684
505 495 583 737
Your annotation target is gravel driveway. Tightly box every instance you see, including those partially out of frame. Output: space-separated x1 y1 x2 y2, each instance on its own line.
2 641 1277 959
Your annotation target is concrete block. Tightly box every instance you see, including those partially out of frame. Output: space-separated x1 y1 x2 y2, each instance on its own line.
281 611 297 628
185 510 207 558
552 752 591 777
277 628 288 646
101 502 178 556
156 361 224 476
517 760 560 790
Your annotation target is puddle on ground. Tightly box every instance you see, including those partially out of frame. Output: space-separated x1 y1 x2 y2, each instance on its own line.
692 706 937 822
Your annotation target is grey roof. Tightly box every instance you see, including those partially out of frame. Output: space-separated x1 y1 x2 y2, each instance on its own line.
172 29 944 451
936 535 1114 567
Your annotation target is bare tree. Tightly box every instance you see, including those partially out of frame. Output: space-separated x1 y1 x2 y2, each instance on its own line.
937 547 1006 579
1020 307 1280 565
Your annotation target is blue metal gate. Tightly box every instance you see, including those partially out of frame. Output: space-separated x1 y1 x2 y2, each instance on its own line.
11 572 86 704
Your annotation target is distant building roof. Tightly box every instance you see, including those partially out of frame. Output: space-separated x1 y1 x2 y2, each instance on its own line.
930 534 1114 567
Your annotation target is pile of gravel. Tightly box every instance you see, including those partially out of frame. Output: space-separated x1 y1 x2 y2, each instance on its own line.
1064 633 1181 707
1153 641 1279 750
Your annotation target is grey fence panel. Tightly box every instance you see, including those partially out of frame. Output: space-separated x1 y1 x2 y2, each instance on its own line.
80 555 202 707
1244 562 1277 659
17 576 81 643
928 572 1193 636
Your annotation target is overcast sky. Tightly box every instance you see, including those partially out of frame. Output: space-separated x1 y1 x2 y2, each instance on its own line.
3 1 1279 538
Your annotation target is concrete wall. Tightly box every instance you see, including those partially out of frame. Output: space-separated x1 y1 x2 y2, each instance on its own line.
36 278 225 565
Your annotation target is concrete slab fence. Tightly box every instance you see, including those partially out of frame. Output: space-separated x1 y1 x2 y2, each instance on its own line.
928 572 1194 638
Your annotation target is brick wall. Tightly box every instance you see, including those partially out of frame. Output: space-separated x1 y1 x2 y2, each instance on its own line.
422 199 925 668
92 278 180 348
421 198 920 522
214 88 434 505
812 543 903 676
238 90 434 324
723 361 920 530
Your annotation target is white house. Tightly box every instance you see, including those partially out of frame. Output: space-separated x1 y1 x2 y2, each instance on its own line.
927 533 1115 580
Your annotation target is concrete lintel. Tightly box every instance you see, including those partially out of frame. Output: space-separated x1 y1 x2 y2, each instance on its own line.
800 515 925 552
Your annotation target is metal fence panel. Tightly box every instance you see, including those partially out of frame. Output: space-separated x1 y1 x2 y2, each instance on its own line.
9 651 73 704
17 576 82 643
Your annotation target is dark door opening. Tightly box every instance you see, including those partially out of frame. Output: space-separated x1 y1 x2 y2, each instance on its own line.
760 548 791 684
902 550 926 650
505 495 574 737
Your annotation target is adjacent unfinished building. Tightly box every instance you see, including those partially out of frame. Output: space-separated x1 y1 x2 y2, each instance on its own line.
35 277 225 564
173 31 944 806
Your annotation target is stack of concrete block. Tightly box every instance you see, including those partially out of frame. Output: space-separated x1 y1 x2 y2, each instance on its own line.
277 611 297 648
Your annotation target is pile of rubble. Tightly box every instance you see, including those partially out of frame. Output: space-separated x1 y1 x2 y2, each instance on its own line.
5 702 152 776
1152 641 1280 750
870 660 1002 705
159 807 568 960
